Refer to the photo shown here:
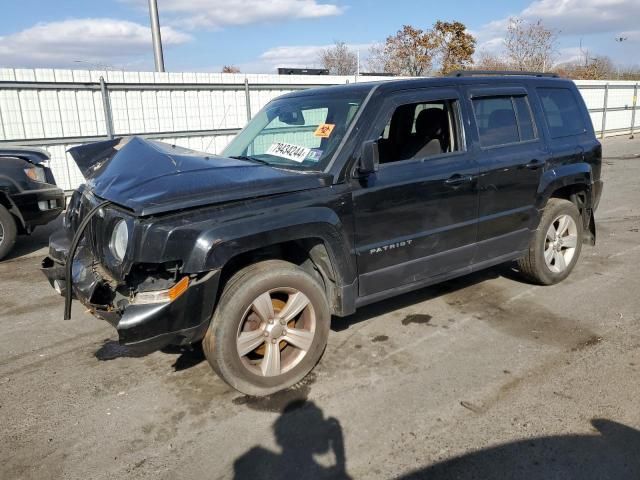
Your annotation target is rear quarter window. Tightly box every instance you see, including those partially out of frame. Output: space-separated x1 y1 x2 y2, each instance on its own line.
537 87 587 138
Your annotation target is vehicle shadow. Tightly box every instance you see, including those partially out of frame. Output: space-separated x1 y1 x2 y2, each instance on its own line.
94 339 206 371
2 216 62 262
332 262 523 332
233 399 352 479
399 418 640 479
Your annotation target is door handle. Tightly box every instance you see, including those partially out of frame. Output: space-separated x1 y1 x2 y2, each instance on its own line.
444 174 473 186
524 159 543 170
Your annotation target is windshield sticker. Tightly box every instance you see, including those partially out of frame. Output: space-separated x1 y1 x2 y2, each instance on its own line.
306 149 323 162
314 123 336 138
266 142 311 163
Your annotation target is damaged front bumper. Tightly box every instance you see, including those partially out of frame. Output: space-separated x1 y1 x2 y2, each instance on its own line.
41 229 220 351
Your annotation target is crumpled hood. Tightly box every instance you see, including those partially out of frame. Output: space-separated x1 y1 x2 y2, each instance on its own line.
68 136 331 216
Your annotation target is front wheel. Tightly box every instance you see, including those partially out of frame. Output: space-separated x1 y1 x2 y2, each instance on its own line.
203 260 330 396
518 198 583 285
0 205 17 261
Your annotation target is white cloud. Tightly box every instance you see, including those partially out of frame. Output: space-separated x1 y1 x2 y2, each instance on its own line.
520 0 640 34
236 42 372 73
0 18 191 68
125 0 343 30
473 0 640 62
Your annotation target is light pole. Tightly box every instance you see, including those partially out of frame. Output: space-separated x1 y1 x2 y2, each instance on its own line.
615 37 628 80
148 0 165 72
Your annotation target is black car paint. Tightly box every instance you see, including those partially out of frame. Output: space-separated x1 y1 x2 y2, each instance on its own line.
42 75 603 351
0 147 64 233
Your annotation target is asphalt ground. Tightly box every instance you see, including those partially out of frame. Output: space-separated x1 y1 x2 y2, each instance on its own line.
1 135 639 479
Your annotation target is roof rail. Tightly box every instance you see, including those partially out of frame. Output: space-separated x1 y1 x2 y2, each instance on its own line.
448 70 559 78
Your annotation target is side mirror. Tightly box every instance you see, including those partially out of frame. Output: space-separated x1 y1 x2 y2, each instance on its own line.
359 140 379 175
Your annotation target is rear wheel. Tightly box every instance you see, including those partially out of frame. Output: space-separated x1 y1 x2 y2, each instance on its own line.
0 205 17 261
518 198 583 285
203 259 330 396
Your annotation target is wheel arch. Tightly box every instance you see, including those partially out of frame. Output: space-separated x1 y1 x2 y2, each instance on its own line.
183 208 357 316
0 191 26 232
538 165 595 245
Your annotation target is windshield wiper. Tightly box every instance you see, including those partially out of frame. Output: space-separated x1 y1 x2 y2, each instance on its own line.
229 155 271 166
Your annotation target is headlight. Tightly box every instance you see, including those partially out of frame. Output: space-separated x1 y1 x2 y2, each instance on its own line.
109 220 129 262
24 166 46 183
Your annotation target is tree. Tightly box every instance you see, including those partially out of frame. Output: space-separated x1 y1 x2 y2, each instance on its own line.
319 41 358 75
433 21 476 75
366 42 392 74
222 65 241 73
474 51 510 71
504 17 558 72
556 55 614 80
380 25 438 76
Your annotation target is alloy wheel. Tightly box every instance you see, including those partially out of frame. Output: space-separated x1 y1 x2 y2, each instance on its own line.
236 287 316 377
544 214 578 273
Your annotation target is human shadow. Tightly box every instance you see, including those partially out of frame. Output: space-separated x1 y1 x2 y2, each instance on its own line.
233 400 351 480
399 419 640 479
332 262 522 332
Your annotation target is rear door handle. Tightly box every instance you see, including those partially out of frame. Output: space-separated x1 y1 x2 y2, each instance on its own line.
524 159 543 170
444 174 473 186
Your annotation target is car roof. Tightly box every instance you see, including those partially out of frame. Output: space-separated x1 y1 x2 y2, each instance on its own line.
278 74 574 100
0 146 51 164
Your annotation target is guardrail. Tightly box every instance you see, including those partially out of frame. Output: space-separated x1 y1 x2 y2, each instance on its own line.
0 69 638 190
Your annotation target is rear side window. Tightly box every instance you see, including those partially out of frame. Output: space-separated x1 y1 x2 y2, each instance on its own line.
538 87 587 138
472 95 537 147
513 96 536 141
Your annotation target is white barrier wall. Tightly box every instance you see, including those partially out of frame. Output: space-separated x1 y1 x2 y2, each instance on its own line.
0 68 637 190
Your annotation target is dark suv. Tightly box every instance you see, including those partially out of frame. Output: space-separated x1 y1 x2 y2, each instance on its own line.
0 147 65 260
42 72 602 396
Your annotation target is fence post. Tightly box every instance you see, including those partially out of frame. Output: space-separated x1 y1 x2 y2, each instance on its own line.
631 83 638 139
99 76 115 139
244 78 252 121
600 83 609 139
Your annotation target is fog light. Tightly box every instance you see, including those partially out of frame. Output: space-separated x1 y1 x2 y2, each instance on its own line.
38 200 49 211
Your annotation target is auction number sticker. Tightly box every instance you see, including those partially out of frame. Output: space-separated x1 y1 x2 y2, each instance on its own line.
266 142 311 163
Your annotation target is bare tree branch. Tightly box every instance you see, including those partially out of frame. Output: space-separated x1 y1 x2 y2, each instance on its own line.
319 41 358 75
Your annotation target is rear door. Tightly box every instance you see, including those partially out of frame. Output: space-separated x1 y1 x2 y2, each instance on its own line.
464 86 549 263
351 88 479 298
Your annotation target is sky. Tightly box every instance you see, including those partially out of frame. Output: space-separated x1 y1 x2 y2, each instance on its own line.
0 0 638 73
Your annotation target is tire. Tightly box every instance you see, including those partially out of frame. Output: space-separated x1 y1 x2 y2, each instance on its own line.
203 259 331 396
518 198 583 285
0 205 17 261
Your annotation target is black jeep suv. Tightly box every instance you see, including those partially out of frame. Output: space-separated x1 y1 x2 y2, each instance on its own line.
0 147 65 260
42 72 602 396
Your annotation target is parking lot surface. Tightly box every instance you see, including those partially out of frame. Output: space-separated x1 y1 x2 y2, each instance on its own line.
1 136 639 479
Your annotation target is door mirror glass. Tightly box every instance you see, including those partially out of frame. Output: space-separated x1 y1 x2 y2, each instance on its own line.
359 140 379 174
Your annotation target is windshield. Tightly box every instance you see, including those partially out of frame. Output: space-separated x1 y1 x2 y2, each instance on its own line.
223 88 369 171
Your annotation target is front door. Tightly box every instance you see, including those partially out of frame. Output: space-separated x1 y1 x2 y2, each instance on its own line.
352 88 479 298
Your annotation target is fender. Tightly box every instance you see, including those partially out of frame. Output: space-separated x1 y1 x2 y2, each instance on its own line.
183 206 356 287
536 162 593 210
0 191 26 229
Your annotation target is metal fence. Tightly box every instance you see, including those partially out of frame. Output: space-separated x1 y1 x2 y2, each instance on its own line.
0 68 638 190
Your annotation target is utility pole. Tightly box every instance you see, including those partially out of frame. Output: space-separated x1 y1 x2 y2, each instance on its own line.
148 0 165 72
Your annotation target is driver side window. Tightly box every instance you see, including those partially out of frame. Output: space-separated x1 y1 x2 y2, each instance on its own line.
378 99 461 164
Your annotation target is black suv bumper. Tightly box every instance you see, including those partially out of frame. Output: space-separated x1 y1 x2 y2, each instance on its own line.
11 187 65 229
41 229 220 351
